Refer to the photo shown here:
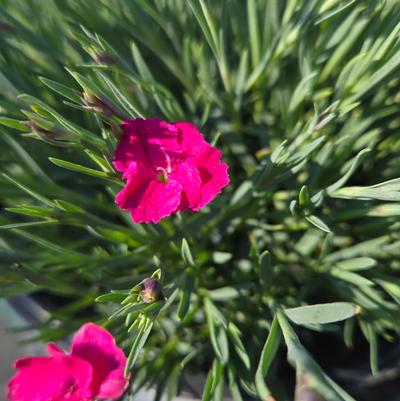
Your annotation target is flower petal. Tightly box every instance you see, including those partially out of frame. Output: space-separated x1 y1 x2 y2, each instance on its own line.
116 175 183 223
119 160 151 181
114 118 181 172
191 145 230 210
113 122 143 173
8 354 93 401
169 162 201 211
70 323 129 400
132 179 182 223
47 343 65 357
173 122 207 156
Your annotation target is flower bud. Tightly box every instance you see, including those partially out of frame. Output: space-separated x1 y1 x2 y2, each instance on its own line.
109 120 123 139
0 20 14 33
82 91 125 119
139 278 165 304
92 52 115 65
22 119 72 146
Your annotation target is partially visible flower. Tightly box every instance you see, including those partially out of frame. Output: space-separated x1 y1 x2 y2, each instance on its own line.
113 118 230 223
8 323 129 401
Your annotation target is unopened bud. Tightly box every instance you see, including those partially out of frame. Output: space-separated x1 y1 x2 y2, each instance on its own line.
0 21 14 33
22 120 72 146
92 52 115 65
109 120 123 139
139 278 165 304
82 91 125 118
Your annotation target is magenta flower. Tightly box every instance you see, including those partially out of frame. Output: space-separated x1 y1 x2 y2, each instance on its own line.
113 118 230 223
8 323 129 401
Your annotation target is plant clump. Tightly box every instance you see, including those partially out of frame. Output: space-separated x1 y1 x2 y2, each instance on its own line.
1 1 400 400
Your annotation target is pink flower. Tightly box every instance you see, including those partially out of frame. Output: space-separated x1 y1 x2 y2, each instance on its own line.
8 323 129 401
113 118 230 223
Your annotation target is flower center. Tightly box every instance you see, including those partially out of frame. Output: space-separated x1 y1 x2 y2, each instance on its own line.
156 167 169 183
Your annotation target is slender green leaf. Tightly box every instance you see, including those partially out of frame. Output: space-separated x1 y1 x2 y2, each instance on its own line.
227 322 250 370
49 157 119 182
255 317 281 399
334 257 376 271
125 318 154 375
95 293 127 303
367 323 378 375
285 302 357 325
2 174 55 207
305 215 331 233
0 117 29 131
181 238 195 267
39 77 82 103
205 298 229 364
